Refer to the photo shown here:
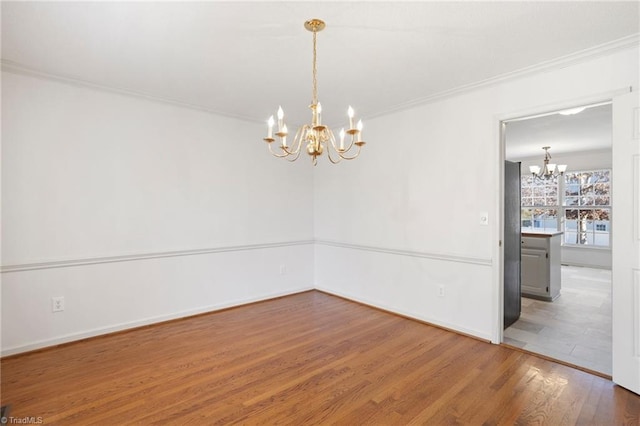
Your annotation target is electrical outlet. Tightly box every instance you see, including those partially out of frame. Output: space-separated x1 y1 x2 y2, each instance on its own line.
438 285 445 297
279 265 287 275
52 296 65 312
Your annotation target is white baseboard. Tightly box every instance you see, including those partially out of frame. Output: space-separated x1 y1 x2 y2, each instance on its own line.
1 286 313 357
315 285 492 343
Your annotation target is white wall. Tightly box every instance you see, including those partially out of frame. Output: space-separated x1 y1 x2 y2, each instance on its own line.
517 149 613 269
1 71 314 355
314 46 638 342
3 45 638 355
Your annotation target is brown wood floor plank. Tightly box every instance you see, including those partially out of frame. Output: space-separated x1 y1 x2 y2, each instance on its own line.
1 290 638 425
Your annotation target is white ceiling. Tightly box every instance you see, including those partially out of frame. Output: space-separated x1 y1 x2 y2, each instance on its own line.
505 103 613 160
2 1 638 156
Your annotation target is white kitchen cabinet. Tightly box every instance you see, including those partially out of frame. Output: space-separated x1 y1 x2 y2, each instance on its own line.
521 231 562 301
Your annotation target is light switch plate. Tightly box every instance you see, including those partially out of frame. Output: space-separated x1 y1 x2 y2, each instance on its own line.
480 212 489 226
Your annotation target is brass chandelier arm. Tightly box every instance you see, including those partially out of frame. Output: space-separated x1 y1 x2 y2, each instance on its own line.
284 125 307 162
327 154 341 164
338 145 363 161
283 135 303 162
327 128 359 155
267 126 304 158
267 143 290 158
325 130 364 162
326 131 342 164
284 148 302 162
281 126 305 156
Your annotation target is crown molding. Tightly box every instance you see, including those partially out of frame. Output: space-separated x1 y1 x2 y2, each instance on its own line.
2 33 638 124
0 59 263 124
366 33 640 120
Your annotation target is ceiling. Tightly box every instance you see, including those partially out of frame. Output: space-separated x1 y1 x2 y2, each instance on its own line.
2 1 638 156
505 103 613 160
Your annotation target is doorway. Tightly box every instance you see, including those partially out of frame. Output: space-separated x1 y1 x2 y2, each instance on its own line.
502 102 613 376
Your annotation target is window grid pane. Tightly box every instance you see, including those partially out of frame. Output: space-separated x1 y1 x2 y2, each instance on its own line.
522 168 610 247
521 177 559 208
521 170 560 232
563 170 611 207
562 170 610 248
563 207 610 246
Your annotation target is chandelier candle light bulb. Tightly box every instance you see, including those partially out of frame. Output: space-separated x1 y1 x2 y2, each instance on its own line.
262 19 366 165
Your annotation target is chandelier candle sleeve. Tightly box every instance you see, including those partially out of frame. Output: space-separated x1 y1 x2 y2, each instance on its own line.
277 106 284 131
267 116 274 139
282 124 288 148
348 106 355 129
261 19 366 165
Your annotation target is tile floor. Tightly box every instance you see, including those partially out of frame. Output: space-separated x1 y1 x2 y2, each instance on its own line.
504 265 612 375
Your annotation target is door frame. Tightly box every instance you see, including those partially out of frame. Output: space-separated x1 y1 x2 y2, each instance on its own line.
492 88 630 345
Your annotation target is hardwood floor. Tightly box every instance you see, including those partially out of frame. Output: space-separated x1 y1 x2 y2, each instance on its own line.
1 291 638 425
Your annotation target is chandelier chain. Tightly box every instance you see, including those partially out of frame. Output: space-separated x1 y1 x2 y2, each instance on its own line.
312 30 318 105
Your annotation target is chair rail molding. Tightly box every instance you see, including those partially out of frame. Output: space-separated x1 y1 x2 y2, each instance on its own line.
1 240 315 273
315 239 492 266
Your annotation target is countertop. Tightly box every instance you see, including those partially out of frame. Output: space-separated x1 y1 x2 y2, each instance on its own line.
521 230 564 237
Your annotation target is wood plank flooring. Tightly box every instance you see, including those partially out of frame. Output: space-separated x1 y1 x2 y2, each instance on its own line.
1 290 638 425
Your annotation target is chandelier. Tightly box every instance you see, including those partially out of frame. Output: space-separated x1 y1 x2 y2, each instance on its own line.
262 19 365 165
529 146 567 180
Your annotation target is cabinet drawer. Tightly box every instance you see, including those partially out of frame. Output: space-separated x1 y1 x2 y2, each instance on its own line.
522 236 548 250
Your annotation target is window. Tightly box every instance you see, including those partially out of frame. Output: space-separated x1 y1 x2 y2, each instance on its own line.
563 170 611 247
520 168 611 248
521 175 559 232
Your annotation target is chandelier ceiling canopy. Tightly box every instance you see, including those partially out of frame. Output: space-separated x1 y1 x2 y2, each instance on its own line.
262 19 365 166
